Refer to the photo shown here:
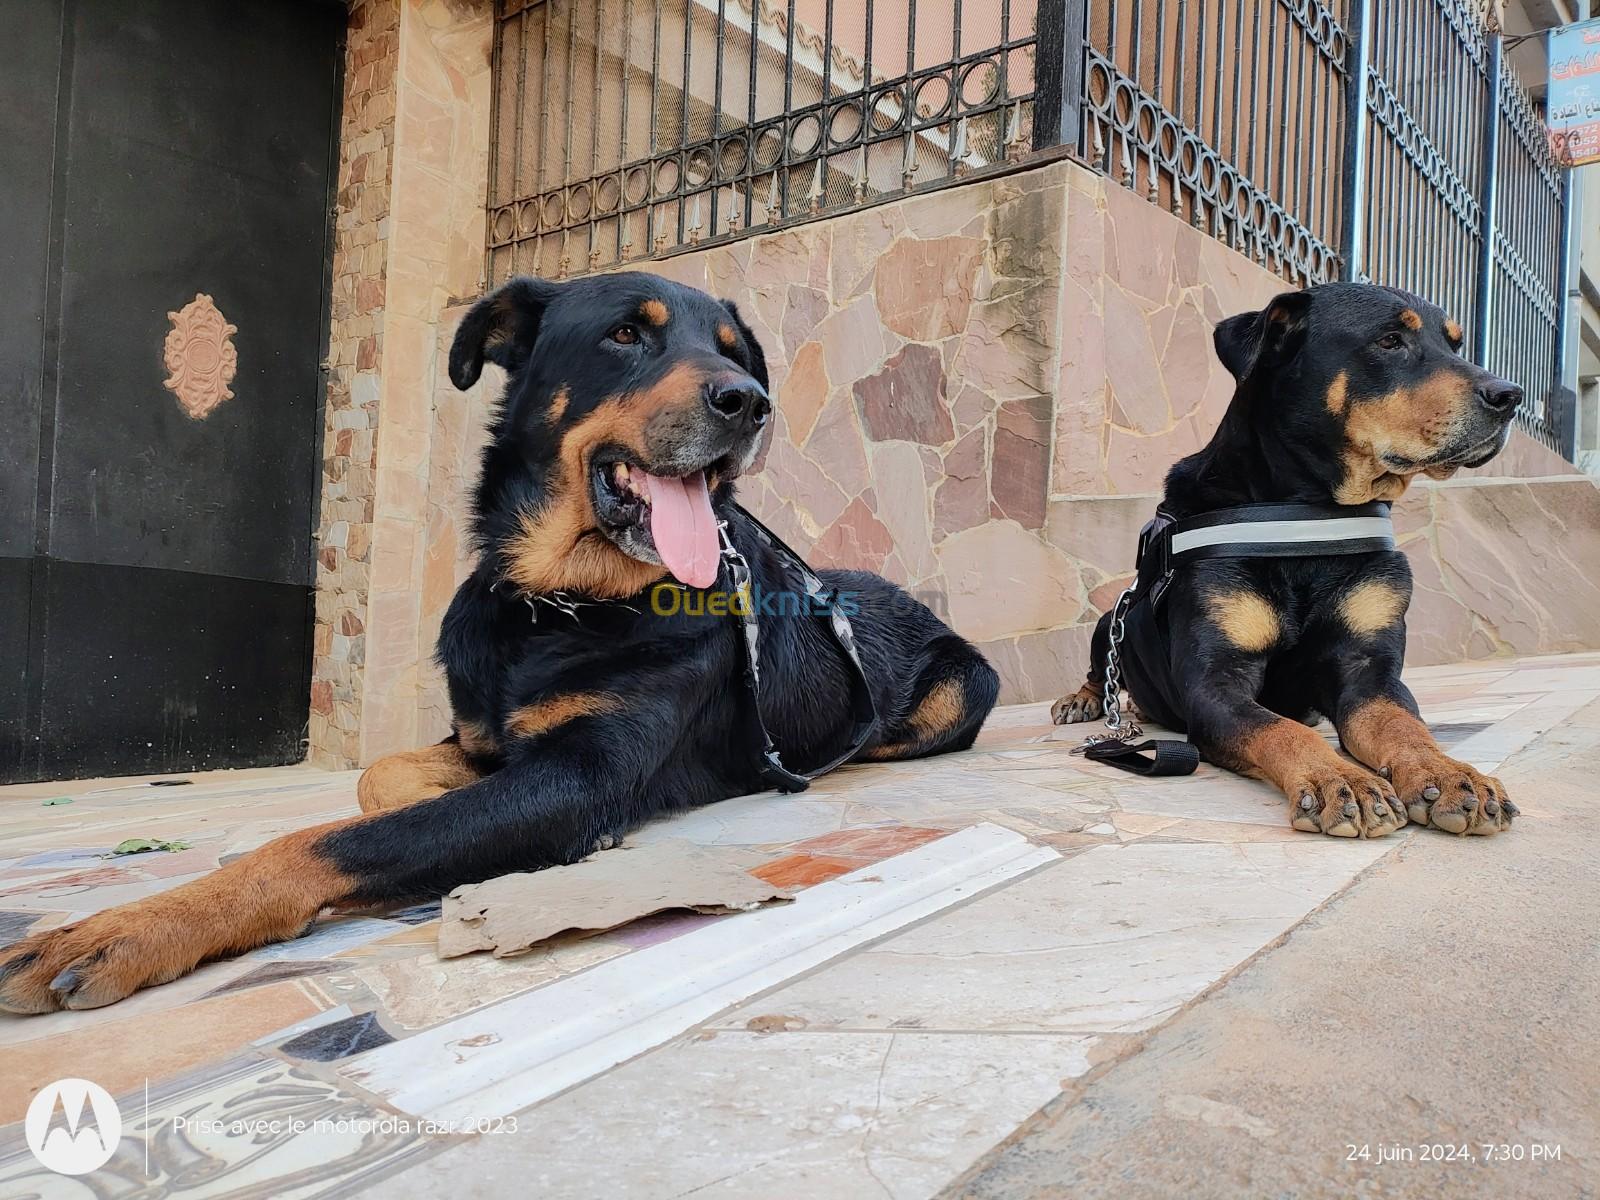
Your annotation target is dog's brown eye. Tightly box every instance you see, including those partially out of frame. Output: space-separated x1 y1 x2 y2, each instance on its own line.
1375 332 1405 351
609 324 640 345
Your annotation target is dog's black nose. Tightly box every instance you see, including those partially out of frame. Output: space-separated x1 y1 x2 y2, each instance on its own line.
1476 380 1522 413
707 380 770 426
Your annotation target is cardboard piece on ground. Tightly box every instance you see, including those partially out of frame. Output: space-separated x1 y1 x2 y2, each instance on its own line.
439 840 794 959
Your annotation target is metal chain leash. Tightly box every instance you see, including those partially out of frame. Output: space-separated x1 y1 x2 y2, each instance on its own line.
1070 583 1143 754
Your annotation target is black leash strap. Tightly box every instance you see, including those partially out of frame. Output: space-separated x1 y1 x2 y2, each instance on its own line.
1082 736 1200 777
721 504 880 793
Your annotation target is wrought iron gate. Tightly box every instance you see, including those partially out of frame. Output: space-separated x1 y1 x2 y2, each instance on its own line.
1341 0 1572 455
486 0 1576 458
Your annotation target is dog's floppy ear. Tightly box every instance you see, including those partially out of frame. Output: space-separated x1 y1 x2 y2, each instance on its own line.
720 299 768 392
1212 290 1312 382
449 277 557 390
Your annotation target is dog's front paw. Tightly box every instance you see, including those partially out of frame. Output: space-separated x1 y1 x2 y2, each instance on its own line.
0 904 203 1014
1390 754 1514 836
1286 761 1406 839
1051 684 1104 725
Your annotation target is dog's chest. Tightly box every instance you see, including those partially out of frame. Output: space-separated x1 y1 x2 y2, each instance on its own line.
1191 552 1414 651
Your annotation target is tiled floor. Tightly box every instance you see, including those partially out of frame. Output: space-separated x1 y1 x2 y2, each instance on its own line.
1 652 1597 1198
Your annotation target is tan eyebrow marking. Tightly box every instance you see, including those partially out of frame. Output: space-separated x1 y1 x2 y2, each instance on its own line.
1443 317 1463 345
716 323 737 350
1398 309 1422 331
1326 370 1348 417
639 299 669 327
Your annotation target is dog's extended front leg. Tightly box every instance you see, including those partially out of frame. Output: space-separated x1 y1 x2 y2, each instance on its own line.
0 820 368 1012
1331 659 1515 836
1177 580 1405 839
1189 690 1407 839
0 693 698 1013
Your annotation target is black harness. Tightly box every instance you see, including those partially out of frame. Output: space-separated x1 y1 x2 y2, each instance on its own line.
514 502 879 795
1077 500 1396 778
716 504 880 792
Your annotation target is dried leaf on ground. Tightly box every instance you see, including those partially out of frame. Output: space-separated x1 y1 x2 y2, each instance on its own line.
107 838 193 856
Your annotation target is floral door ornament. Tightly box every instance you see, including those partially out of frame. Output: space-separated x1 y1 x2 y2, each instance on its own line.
162 293 238 419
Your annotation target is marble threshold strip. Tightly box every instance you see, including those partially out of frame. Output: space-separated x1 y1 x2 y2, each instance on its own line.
337 822 1061 1123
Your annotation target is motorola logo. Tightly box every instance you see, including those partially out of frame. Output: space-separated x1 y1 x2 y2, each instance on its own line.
25 1078 122 1176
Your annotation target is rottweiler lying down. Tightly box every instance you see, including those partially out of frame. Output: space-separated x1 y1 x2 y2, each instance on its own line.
1054 282 1521 839
0 274 996 1013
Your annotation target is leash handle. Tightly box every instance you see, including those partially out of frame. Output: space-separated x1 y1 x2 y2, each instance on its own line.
1082 737 1199 776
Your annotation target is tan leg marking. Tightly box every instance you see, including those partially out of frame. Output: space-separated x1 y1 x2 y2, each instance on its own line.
1234 718 1405 838
906 678 963 739
456 720 499 758
357 741 484 814
860 678 964 761
506 692 623 740
1340 699 1513 835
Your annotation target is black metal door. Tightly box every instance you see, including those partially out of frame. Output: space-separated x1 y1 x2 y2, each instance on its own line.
0 0 343 782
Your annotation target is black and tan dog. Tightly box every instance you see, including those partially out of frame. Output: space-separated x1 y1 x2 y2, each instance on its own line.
1054 282 1521 839
0 273 996 1013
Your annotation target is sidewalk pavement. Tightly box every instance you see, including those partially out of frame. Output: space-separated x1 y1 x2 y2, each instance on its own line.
0 652 1595 1198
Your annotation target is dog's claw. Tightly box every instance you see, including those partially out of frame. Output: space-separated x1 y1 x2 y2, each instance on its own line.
1288 763 1401 838
1386 752 1515 837
1051 685 1105 726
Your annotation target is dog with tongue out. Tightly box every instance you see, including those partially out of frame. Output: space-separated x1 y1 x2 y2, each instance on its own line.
0 272 1003 1014
353 271 997 929
343 277 996 933
359 273 1001 892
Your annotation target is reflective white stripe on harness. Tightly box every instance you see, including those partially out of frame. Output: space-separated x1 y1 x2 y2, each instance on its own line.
1169 514 1395 556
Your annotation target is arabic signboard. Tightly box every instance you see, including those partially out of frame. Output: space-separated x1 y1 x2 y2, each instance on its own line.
1547 16 1600 167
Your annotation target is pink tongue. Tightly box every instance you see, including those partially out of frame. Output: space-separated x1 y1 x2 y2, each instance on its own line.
641 469 720 588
